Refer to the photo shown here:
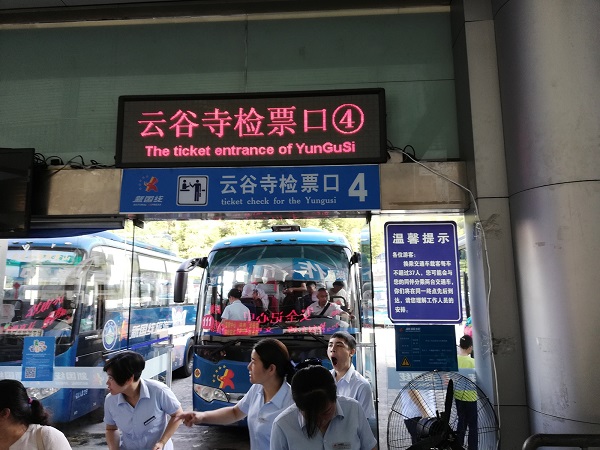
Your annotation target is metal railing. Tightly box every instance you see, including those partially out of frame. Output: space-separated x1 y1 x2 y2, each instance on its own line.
522 433 600 450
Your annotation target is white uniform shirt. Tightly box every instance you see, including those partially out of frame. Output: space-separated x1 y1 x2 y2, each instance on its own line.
270 396 377 450
9 424 72 450
104 378 181 450
255 287 269 311
329 287 348 301
221 300 251 321
331 364 376 420
237 382 293 449
304 301 343 319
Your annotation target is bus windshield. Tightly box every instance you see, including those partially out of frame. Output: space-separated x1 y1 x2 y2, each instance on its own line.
2 247 86 343
177 227 366 416
202 243 356 337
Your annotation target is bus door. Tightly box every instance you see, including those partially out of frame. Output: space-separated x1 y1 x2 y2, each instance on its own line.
68 250 110 420
71 250 107 368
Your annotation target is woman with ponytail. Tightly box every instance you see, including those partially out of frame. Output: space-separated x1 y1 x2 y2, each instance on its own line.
0 379 72 450
270 365 377 450
179 338 295 449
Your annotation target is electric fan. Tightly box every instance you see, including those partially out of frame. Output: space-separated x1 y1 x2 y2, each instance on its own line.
387 371 499 450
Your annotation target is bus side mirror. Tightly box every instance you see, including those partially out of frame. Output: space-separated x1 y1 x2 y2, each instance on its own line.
174 272 188 303
174 257 208 303
351 252 361 264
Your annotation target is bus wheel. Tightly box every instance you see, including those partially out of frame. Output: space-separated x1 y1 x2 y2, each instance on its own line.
89 404 105 423
174 341 194 378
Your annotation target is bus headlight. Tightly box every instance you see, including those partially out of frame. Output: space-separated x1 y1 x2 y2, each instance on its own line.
27 387 60 401
194 384 229 403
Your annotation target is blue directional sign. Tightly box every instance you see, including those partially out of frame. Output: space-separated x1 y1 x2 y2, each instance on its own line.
395 325 458 371
384 221 462 324
120 165 380 213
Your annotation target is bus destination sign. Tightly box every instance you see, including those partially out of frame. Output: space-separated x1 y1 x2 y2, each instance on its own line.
116 89 386 168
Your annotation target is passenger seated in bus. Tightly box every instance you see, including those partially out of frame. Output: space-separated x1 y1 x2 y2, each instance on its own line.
240 284 258 318
221 288 251 321
304 288 344 320
280 275 307 317
329 279 349 312
253 285 269 313
4 278 26 301
282 274 307 297
300 281 319 312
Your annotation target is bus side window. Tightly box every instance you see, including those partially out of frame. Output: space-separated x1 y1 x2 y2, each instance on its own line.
79 304 96 332
79 257 105 332
100 247 131 310
139 255 169 307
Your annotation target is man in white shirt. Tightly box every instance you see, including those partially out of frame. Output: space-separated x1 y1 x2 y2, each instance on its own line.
327 331 376 422
329 280 348 311
221 288 251 321
300 281 319 312
304 288 343 319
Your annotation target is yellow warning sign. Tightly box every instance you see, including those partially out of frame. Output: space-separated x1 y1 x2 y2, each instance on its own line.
401 357 410 367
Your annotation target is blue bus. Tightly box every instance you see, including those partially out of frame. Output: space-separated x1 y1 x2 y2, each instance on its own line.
174 225 373 418
0 232 198 422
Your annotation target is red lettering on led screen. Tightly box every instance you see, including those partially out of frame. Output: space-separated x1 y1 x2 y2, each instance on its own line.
170 110 199 138
117 89 386 168
202 108 232 138
332 103 364 134
234 107 265 137
267 106 296 136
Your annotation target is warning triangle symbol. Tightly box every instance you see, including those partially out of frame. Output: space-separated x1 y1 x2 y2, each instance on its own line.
401 357 410 367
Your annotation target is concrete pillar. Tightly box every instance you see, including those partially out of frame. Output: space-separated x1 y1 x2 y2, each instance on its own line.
494 0 600 435
451 0 530 447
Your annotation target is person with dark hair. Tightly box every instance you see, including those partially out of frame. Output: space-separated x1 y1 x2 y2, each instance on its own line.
280 275 307 317
300 281 319 311
103 351 183 450
328 331 375 421
221 288 251 321
270 365 377 450
179 338 295 449
0 379 72 449
328 279 348 310
455 334 478 449
303 288 344 319
252 285 269 314
239 284 258 318
457 334 475 369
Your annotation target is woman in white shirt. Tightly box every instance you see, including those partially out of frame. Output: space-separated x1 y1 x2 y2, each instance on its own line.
270 365 377 450
179 338 295 449
0 379 72 450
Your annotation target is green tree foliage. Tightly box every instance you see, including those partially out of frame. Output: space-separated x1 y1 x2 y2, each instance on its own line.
117 218 368 259
116 214 463 262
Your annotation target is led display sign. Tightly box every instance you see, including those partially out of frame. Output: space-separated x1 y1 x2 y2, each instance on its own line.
116 89 386 168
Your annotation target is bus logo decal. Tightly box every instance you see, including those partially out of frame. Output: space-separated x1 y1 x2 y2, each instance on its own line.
144 176 159 192
103 320 119 350
213 366 235 390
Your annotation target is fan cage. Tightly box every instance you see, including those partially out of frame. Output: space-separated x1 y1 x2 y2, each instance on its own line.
387 371 499 449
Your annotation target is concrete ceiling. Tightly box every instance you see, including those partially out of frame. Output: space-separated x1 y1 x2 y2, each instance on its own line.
0 0 450 26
